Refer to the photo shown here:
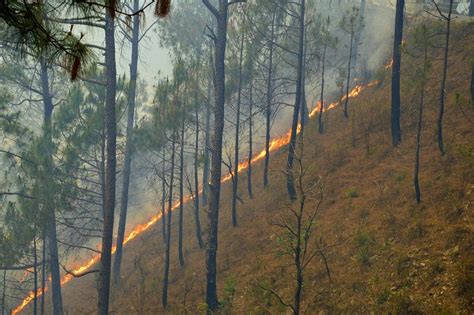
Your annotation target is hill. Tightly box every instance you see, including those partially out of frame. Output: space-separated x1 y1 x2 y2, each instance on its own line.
45 20 474 314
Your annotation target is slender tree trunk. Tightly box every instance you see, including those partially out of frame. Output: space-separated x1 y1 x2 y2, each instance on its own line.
437 0 453 155
33 228 38 315
391 0 404 146
287 0 305 201
343 31 354 118
97 9 117 315
414 83 425 204
161 150 167 244
300 27 309 134
202 61 212 207
470 0 474 16
352 0 366 78
113 0 140 284
40 233 45 315
193 98 203 249
318 35 327 134
204 0 229 310
178 89 186 267
162 133 176 308
40 59 63 315
293 203 303 315
1 267 5 315
247 82 253 199
231 32 244 228
264 11 276 189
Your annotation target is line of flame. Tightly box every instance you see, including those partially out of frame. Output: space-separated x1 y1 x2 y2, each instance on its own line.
12 80 377 314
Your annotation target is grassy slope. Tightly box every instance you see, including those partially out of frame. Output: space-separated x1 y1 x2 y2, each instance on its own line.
59 21 474 314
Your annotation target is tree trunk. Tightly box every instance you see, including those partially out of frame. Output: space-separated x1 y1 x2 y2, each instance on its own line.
205 0 229 310
352 0 366 79
113 0 140 285
1 268 5 315
247 81 253 199
437 0 453 155
286 0 305 201
318 33 327 134
97 9 117 315
202 61 212 207
178 88 186 267
40 233 45 315
40 59 64 315
231 31 244 228
194 97 203 249
33 228 38 315
161 150 167 244
264 11 276 189
391 0 404 146
162 133 176 308
343 31 354 118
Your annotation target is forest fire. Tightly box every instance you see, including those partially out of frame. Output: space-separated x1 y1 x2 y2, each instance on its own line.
13 81 376 314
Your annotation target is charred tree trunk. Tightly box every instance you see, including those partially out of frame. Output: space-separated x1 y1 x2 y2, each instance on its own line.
193 98 203 249
162 133 176 308
113 0 140 284
202 0 229 310
437 0 453 155
391 0 404 146
40 59 63 315
287 0 305 201
97 9 117 315
231 32 244 228
264 11 276 189
247 82 254 199
343 30 354 118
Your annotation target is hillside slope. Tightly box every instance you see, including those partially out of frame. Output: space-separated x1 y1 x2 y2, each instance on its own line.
51 21 474 314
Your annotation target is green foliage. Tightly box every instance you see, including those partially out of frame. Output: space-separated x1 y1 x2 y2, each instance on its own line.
376 288 390 305
220 275 237 314
355 231 373 267
346 187 359 198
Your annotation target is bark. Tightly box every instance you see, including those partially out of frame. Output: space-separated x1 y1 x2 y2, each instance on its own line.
231 32 244 228
33 230 38 315
391 0 404 146
161 150 167 244
113 0 140 285
287 0 305 201
194 96 203 249
203 0 229 310
437 0 453 155
40 59 64 315
162 132 176 308
264 11 276 189
318 32 327 133
178 89 186 267
97 9 117 315
202 61 212 207
1 268 5 315
247 81 253 199
343 30 354 118
40 234 45 315
470 0 474 16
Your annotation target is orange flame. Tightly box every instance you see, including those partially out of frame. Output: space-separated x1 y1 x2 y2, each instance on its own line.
12 81 377 314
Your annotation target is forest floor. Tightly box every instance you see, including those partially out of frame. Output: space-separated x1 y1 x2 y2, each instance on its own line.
52 20 474 314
